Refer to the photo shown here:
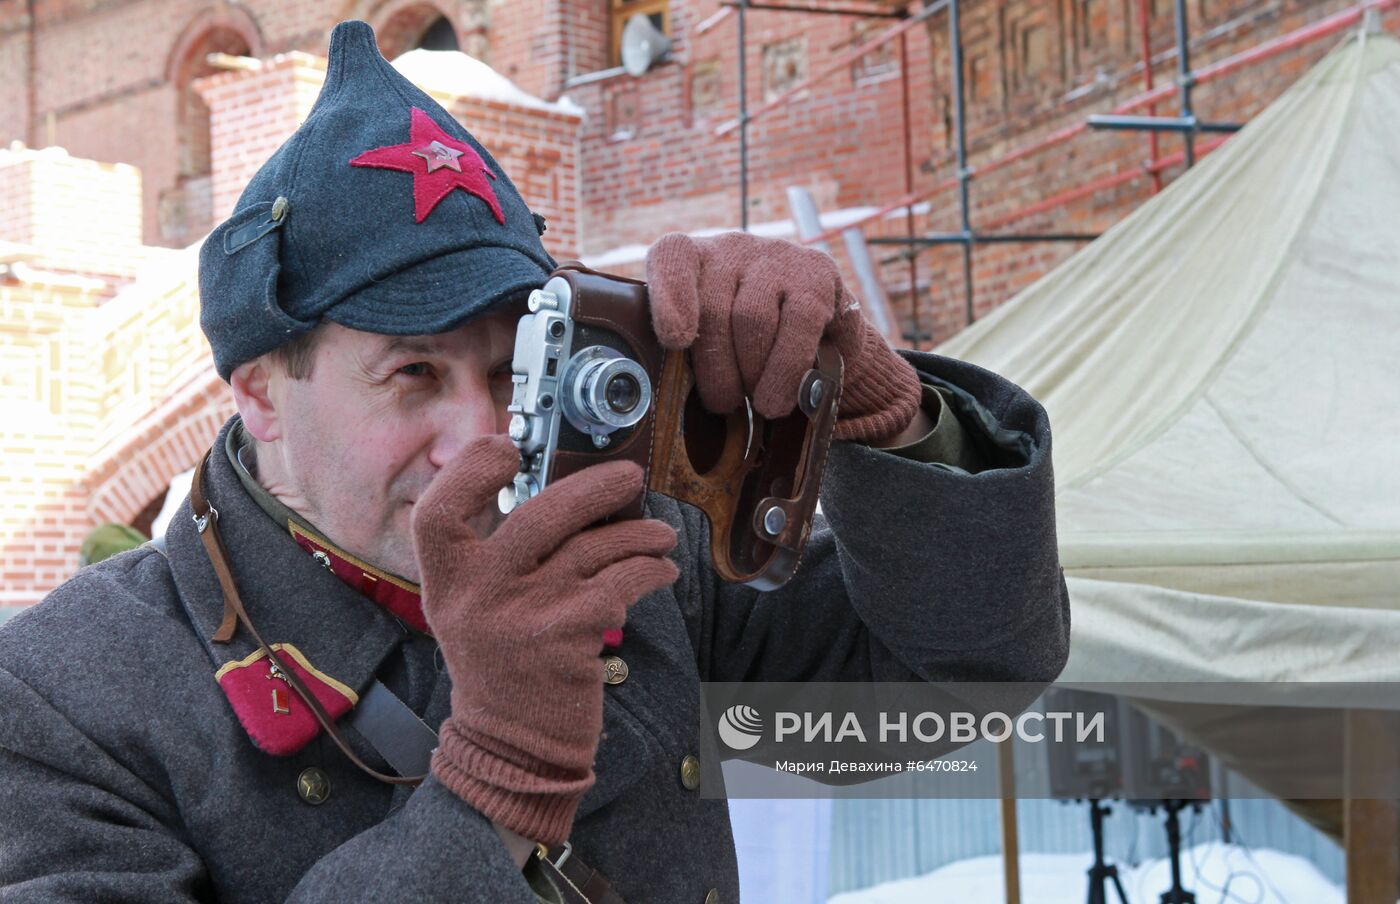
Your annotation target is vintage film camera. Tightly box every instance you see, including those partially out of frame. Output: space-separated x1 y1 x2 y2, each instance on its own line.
500 262 843 589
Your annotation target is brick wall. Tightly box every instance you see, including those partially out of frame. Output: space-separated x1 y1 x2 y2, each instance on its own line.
3 0 1389 298
0 272 103 607
905 0 1400 334
0 147 144 279
193 48 583 256
556 0 1398 342
564 0 940 253
195 53 329 223
0 29 582 609
1 0 1396 613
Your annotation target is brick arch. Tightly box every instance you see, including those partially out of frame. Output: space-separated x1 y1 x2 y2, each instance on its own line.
85 369 237 528
163 5 266 243
339 0 490 62
165 5 266 85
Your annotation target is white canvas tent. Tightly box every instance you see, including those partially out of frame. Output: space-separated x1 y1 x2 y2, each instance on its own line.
936 27 1400 696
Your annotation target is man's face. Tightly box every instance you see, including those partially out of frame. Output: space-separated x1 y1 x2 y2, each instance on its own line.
259 303 522 582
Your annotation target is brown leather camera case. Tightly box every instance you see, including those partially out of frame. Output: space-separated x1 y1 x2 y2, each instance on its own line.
546 263 842 590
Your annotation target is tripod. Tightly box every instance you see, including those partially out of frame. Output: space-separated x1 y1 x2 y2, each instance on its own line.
1086 799 1130 904
1156 799 1197 904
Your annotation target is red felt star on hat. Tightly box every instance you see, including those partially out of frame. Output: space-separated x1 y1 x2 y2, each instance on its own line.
350 107 505 224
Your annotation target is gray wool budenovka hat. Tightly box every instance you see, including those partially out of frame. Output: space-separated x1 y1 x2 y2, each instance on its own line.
199 19 556 381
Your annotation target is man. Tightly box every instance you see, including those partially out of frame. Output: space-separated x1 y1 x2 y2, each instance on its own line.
0 20 1069 904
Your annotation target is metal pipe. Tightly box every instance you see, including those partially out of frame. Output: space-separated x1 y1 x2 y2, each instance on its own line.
1135 0 1163 193
800 0 1398 248
26 0 37 148
738 0 749 230
1173 0 1196 167
979 134 1228 232
1186 0 1397 87
714 0 950 137
1133 0 1165 192
563 66 627 89
869 233 1101 246
719 1 904 17
948 0 974 324
1087 114 1241 133
695 7 734 36
875 130 1226 258
899 29 922 347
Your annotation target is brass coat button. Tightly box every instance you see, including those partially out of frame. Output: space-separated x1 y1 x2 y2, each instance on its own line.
297 767 331 805
704 889 719 904
680 754 701 791
603 655 629 685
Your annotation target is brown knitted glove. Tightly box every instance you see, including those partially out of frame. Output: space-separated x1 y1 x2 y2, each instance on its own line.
645 231 921 443
411 434 679 845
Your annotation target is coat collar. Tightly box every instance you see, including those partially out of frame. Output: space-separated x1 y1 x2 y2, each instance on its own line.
166 416 407 755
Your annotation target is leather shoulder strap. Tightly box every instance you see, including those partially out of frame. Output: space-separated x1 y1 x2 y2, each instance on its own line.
192 450 629 903
190 451 420 786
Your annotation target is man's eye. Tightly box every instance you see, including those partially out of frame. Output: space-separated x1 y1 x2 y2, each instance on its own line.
397 362 432 378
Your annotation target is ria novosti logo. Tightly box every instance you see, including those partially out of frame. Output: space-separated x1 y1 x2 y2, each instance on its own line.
717 705 764 750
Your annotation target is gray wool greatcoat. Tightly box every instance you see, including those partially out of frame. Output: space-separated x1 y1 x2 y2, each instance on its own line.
0 350 1070 903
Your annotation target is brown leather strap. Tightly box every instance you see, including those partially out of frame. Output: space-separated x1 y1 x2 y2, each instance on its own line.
537 844 628 904
192 450 627 903
191 450 420 787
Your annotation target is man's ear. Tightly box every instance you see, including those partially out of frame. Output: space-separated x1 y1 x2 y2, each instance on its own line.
230 357 281 443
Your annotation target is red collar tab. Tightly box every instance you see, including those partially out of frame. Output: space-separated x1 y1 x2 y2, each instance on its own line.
215 643 358 757
286 521 625 650
288 522 430 635
349 107 504 224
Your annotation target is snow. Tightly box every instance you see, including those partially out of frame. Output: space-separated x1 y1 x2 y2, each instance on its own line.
391 50 584 118
151 467 195 542
828 845 1343 904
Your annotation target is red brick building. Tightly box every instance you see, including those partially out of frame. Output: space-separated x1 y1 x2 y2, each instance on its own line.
1 0 1392 612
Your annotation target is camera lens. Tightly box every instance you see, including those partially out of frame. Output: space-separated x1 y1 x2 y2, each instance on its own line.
560 346 652 434
605 373 641 414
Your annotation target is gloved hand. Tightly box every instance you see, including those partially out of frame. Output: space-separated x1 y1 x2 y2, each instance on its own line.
412 434 679 845
645 231 922 444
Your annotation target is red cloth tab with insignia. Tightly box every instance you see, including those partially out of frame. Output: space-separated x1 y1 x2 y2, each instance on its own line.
289 522 430 634
287 520 624 649
215 643 358 757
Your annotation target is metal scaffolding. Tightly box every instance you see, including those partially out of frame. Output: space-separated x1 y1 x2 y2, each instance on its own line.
705 0 1398 347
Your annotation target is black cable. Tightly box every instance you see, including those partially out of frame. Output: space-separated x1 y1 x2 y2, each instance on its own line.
1203 800 1284 904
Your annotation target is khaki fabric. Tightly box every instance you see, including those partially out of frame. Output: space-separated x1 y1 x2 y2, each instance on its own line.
936 30 1400 688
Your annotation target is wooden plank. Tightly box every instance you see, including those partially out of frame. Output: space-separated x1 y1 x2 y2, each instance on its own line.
999 741 1021 904
1344 709 1399 904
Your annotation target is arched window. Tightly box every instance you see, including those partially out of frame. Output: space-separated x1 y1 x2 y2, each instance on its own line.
163 10 262 246
418 16 459 51
377 5 458 59
174 28 252 182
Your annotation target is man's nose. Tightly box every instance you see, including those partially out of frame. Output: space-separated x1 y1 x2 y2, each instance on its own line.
427 386 505 468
